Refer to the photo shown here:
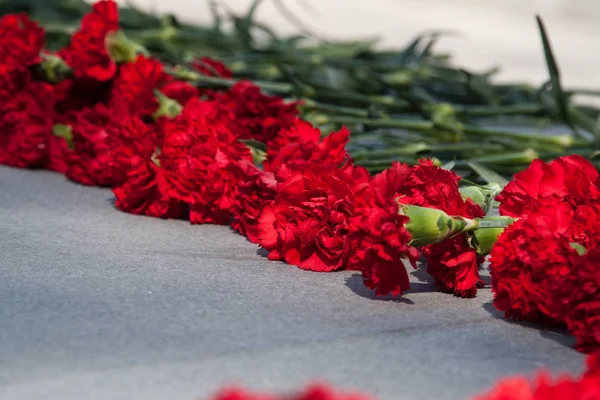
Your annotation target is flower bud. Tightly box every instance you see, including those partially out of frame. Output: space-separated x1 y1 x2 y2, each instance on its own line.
471 228 504 256
249 147 267 165
152 90 183 120
105 30 149 64
52 124 74 149
569 242 587 256
459 183 502 214
397 202 476 247
32 53 72 83
240 139 267 165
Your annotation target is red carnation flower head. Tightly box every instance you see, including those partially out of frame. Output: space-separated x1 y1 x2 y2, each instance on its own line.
229 160 277 243
263 119 350 172
52 77 113 120
346 162 420 296
160 57 232 105
215 80 299 143
110 117 183 218
491 197 600 353
192 56 233 99
108 55 168 119
474 356 600 400
564 245 600 353
46 123 71 174
0 80 54 168
59 0 120 82
210 384 372 400
192 57 233 79
489 212 582 324
397 159 486 298
159 98 252 224
258 161 370 272
211 388 277 400
473 375 535 400
61 103 122 186
497 155 600 219
585 353 600 379
294 384 373 400
572 202 600 249
160 80 199 106
0 13 45 76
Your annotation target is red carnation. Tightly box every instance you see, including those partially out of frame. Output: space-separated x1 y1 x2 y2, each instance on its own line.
263 119 350 172
490 197 600 352
211 384 371 400
0 80 53 168
398 159 485 298
215 80 299 143
474 355 600 400
192 57 232 79
564 246 600 353
571 202 600 249
160 80 199 106
0 13 44 76
294 385 372 400
108 55 167 118
62 103 121 186
52 78 113 120
497 155 599 219
346 162 420 296
159 99 252 224
191 56 233 99
489 211 580 324
229 160 277 243
258 161 370 271
46 133 70 174
211 388 276 400
111 117 183 218
160 57 232 105
59 0 119 82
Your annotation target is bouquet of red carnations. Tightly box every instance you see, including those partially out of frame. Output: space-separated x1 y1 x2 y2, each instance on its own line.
1 0 599 380
177 354 600 399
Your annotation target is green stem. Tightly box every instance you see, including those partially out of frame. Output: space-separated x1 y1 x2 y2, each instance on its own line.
324 115 580 148
351 142 504 160
314 92 410 111
166 66 294 94
454 103 544 117
475 216 516 229
300 99 371 118
466 149 538 165
463 125 579 147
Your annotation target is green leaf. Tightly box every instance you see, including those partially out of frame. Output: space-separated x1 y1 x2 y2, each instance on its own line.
467 161 509 188
52 124 74 150
441 160 455 171
569 242 587 256
536 16 579 137
239 139 268 152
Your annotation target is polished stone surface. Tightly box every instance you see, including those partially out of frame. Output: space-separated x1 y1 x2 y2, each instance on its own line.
0 167 585 400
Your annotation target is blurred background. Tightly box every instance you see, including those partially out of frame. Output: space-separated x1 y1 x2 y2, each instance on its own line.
104 0 600 88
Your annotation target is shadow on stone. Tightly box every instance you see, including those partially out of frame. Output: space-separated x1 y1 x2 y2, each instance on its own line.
410 267 434 284
256 248 269 258
345 273 439 304
479 274 491 287
482 301 576 350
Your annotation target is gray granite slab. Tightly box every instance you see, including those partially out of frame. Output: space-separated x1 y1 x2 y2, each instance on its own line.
0 166 585 400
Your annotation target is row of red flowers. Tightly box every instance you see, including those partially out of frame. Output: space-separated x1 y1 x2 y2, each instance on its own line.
197 354 600 399
1 0 599 367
